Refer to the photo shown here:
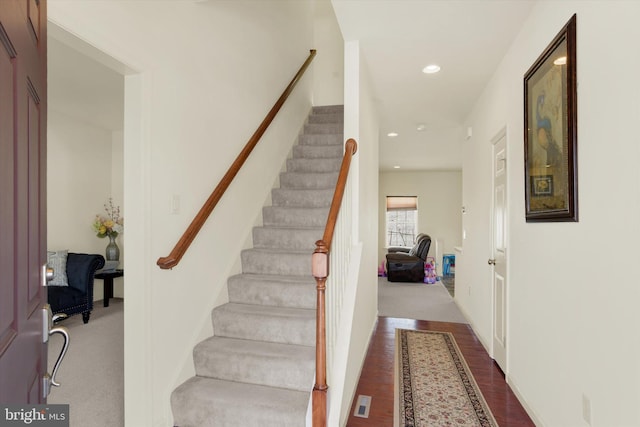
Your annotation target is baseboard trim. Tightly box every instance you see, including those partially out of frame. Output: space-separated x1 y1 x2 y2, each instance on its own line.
506 373 545 426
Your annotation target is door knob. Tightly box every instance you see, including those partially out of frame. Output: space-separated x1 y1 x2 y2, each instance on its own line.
488 259 496 265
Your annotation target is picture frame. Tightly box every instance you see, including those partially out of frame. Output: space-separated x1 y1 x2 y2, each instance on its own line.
524 14 578 222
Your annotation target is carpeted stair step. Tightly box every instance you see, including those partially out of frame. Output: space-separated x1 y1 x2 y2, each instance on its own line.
193 336 315 391
271 188 334 208
292 144 343 159
279 171 339 189
304 122 343 135
298 133 343 146
171 377 308 427
253 226 322 251
212 303 315 346
227 273 315 309
286 157 341 173
312 104 343 115
307 112 343 124
241 248 310 276
262 206 329 228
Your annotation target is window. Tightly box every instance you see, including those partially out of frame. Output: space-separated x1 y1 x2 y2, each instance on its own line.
386 196 418 247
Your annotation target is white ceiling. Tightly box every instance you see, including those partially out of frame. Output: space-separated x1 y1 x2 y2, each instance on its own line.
47 1 536 171
332 0 535 171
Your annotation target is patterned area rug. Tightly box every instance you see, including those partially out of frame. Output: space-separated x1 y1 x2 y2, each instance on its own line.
395 329 498 427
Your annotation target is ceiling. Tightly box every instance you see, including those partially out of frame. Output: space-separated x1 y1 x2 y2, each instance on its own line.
47 1 536 171
331 0 535 171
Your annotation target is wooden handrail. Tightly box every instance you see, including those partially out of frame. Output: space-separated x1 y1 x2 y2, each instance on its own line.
311 138 358 427
157 49 317 269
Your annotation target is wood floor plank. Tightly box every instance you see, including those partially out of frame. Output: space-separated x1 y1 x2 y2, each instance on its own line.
346 317 534 426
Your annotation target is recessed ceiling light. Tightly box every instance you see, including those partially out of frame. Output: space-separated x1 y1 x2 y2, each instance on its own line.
393 165 401 169
387 132 399 137
416 124 426 131
422 64 441 74
553 56 567 65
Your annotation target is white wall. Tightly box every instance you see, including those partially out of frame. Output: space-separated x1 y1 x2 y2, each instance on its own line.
47 109 124 301
313 0 344 106
378 170 462 268
459 2 640 426
48 1 318 425
334 40 380 427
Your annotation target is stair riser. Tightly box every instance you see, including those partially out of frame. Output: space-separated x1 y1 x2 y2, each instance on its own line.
262 206 329 228
312 105 343 115
193 341 314 391
293 144 343 159
253 227 322 250
304 123 343 134
307 113 343 124
286 158 341 173
212 309 315 346
271 189 334 208
298 133 343 146
279 172 338 189
228 277 315 309
241 250 310 276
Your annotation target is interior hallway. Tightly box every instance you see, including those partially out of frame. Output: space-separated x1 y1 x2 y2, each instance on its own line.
346 317 534 426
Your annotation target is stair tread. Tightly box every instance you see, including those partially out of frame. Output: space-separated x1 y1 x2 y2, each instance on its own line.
172 377 308 427
242 247 313 255
216 302 315 317
256 225 324 231
228 273 316 284
193 336 315 391
212 303 315 345
253 224 323 232
227 273 315 309
197 336 314 355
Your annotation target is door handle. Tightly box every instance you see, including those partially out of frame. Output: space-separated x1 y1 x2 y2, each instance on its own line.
48 325 70 387
42 304 70 397
488 259 496 265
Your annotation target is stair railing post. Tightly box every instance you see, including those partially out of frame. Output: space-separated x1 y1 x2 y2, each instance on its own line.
312 241 329 427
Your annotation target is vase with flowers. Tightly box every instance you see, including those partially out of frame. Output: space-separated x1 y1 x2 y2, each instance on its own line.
93 198 124 265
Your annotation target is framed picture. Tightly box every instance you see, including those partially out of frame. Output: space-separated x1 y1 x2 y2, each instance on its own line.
524 14 578 222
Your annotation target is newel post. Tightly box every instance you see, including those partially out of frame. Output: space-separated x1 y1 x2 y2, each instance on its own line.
312 240 329 427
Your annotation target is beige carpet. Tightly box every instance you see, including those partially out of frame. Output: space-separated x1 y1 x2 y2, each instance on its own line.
395 329 497 427
378 277 467 323
48 299 124 427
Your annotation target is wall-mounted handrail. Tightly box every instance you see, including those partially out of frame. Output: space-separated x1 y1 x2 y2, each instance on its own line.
311 138 358 427
157 49 316 270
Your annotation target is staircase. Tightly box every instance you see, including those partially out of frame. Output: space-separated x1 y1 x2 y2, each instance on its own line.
171 105 344 427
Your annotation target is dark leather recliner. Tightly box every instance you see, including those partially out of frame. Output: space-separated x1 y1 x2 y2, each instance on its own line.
48 253 105 324
386 234 431 282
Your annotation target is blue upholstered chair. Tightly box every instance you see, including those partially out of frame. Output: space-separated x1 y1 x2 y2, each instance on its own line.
47 253 105 324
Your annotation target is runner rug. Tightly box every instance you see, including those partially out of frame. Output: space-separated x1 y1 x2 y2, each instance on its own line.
395 329 498 427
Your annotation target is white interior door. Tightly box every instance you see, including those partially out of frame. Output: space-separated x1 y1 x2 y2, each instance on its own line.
491 130 507 371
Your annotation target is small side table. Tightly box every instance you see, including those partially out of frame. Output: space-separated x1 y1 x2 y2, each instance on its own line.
94 269 124 307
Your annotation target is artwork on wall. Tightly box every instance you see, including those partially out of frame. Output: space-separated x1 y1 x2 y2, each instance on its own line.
524 14 578 222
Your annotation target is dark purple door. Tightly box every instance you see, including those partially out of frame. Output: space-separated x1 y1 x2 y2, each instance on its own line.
0 0 48 403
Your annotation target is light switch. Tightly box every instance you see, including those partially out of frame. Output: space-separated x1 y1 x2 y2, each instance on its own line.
170 195 180 214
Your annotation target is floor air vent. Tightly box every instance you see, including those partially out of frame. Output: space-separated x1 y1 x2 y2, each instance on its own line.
353 395 372 418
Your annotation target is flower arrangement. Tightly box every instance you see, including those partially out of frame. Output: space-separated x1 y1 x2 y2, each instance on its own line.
93 198 124 238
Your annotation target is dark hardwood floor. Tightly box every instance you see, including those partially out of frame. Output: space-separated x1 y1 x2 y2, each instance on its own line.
346 317 534 426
